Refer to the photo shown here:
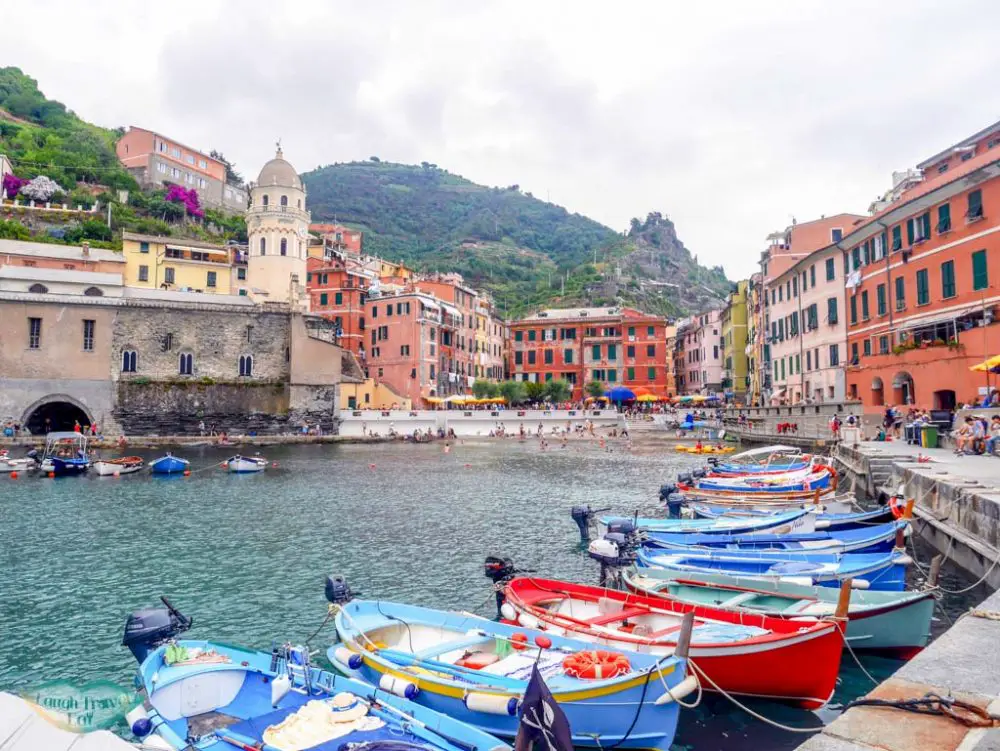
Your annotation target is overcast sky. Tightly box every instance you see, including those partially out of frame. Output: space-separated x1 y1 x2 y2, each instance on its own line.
4 0 999 278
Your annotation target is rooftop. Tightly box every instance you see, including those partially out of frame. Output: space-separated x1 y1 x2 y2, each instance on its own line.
0 238 125 264
121 126 221 165
916 118 1000 169
123 286 255 306
122 231 231 252
0 265 123 286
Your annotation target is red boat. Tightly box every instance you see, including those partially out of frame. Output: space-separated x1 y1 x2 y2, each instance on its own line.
502 577 845 709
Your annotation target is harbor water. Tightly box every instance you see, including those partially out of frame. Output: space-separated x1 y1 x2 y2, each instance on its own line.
0 440 988 750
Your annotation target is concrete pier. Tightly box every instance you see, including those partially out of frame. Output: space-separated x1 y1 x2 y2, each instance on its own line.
799 441 1000 750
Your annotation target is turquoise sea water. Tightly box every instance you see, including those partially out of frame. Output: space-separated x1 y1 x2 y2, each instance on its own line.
0 440 986 750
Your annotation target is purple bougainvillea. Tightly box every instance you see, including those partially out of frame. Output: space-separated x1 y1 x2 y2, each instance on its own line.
2 173 26 199
165 184 204 218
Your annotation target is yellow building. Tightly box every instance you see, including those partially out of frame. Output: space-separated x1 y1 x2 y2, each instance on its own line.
721 280 749 402
122 232 236 294
338 378 412 410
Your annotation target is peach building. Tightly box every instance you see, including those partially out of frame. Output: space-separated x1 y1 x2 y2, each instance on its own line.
115 126 247 212
682 309 723 394
310 224 363 254
0 238 126 275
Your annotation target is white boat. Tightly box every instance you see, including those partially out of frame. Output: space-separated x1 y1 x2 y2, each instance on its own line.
0 455 35 473
92 456 145 476
226 454 268 473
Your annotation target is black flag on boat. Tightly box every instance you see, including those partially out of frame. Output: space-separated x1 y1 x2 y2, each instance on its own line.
514 664 573 751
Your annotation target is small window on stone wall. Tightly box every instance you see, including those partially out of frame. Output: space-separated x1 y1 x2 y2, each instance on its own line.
179 352 193 375
239 354 254 377
121 349 137 373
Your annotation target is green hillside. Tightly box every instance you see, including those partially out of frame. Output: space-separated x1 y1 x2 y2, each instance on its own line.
303 161 732 316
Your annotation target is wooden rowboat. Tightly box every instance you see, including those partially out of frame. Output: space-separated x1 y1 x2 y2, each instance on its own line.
93 456 144 476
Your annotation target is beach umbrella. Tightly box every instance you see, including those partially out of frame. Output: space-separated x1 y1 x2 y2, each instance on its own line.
970 354 1000 372
604 386 636 402
635 393 659 402
424 396 443 403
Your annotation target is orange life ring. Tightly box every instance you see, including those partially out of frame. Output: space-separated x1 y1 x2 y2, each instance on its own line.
562 650 631 680
511 633 529 651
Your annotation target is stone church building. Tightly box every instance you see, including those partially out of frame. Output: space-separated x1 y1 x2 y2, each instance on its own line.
0 148 363 435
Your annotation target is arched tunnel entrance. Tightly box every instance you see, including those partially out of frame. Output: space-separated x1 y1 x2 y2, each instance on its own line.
22 399 94 435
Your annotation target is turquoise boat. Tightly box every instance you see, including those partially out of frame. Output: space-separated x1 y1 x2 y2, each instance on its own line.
624 567 934 659
328 598 697 750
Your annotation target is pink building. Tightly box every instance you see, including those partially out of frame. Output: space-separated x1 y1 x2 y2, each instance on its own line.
763 215 864 404
683 309 723 394
365 289 443 407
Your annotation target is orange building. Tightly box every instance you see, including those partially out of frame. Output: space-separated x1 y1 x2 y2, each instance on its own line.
310 224 363 254
416 274 481 397
306 255 370 357
843 120 1000 411
508 307 671 399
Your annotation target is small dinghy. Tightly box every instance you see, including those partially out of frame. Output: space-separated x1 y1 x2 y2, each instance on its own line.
149 453 189 475
121 598 507 751
92 456 144 476
0 450 36 473
636 549 910 591
642 520 909 556
225 454 267 473
328 588 697 750
625 567 935 658
502 577 844 708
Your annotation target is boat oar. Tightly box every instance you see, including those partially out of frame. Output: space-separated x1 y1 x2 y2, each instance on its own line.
376 648 520 689
215 728 280 751
365 694 478 751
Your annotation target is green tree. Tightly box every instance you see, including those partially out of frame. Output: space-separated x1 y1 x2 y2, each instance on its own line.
499 380 526 405
209 149 244 187
0 218 30 240
585 380 605 399
472 379 500 399
524 381 546 402
544 379 572 403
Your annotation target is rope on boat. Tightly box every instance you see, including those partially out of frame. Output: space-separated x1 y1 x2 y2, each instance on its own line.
833 621 880 687
685 659 825 734
844 692 1000 728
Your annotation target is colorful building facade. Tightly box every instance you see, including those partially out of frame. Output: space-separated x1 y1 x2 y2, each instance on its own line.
121 232 238 295
508 307 672 399
843 121 1000 410
681 309 723 394
720 281 749 402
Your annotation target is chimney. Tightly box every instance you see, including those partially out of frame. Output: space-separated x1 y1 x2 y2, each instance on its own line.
81 242 90 257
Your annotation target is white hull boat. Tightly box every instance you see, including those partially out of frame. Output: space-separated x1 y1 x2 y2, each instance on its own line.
92 457 145 476
226 455 268 473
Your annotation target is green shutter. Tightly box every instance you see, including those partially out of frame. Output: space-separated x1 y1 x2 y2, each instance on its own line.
852 247 861 270
320 293 328 305
648 367 656 380
938 203 951 232
826 258 835 281
592 344 601 359
973 249 989 291
895 276 905 308
917 269 929 305
941 260 956 298
828 297 838 324
850 295 857 324
969 190 983 218
627 367 635 380
906 219 914 245
608 344 617 361
892 226 901 250
921 213 931 239
877 284 886 316
861 291 869 319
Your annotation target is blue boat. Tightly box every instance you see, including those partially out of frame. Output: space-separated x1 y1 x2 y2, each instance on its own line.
329 598 697 750
121 599 509 751
691 503 895 531
39 431 90 476
641 520 908 556
691 468 832 493
636 549 909 591
149 453 190 474
599 508 813 537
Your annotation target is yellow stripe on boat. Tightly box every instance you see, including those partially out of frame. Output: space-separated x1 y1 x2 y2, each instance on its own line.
358 652 675 702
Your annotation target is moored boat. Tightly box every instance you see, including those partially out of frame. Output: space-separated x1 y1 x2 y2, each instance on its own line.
685 465 834 494
502 576 844 708
120 599 508 751
328 595 697 750
674 444 735 454
624 567 934 658
0 450 36 473
641 520 908 556
39 432 90 476
599 508 815 538
225 454 268 473
690 503 895 531
92 456 144 476
636 549 910 591
149 453 190 474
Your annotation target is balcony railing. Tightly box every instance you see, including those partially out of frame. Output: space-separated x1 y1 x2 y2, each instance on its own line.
247 204 311 221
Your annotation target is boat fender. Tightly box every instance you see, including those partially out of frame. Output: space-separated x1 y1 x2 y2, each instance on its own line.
379 673 419 700
126 706 151 737
271 673 292 707
465 692 518 716
499 603 517 621
518 612 541 630
333 646 364 670
850 579 871 590
654 674 699 705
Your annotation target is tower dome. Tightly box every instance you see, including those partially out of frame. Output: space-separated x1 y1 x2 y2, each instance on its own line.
256 146 303 190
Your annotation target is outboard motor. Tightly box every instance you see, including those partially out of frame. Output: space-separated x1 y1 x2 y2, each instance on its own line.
606 519 636 536
665 492 685 519
485 555 525 618
677 472 693 485
569 505 611 541
587 529 641 588
692 468 707 479
658 484 677 502
706 457 720 467
324 575 355 606
122 596 192 664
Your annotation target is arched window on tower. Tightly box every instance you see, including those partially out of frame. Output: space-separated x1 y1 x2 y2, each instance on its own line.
121 349 137 373
280 238 287 256
262 194 269 207
260 237 266 255
178 352 194 376
297 199 302 209
280 195 288 207
239 354 254 377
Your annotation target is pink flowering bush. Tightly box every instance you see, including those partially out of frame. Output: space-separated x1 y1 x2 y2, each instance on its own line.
165 184 204 218
2 173 26 199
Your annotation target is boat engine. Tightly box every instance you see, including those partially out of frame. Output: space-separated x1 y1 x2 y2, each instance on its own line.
570 505 611 541
324 575 356 606
664 492 685 518
122 596 192 664
485 555 534 618
658 484 677 502
587 529 641 588
692 467 708 479
677 472 693 484
706 457 720 467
